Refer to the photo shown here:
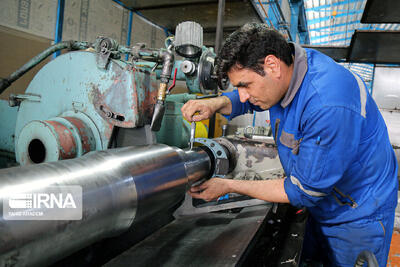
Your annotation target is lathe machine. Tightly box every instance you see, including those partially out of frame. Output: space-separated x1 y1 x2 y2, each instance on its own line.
0 22 306 266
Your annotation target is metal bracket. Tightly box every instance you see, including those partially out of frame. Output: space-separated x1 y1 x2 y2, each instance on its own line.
194 138 229 177
9 93 41 107
94 37 119 69
130 43 146 60
98 105 125 122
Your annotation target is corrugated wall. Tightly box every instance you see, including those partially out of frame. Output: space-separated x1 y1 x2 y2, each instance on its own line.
0 0 57 39
0 0 167 46
0 0 167 99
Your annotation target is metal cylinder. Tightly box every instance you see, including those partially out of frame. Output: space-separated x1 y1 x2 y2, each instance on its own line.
16 116 97 165
181 60 196 75
174 21 203 57
184 148 212 184
0 145 211 267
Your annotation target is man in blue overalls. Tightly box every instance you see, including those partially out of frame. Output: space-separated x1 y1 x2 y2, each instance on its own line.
181 23 398 266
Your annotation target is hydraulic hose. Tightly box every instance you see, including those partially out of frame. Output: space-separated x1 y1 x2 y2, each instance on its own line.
0 40 90 95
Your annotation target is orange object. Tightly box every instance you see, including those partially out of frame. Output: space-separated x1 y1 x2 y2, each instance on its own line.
388 230 400 266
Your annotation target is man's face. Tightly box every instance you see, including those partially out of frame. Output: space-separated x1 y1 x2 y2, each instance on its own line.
227 62 288 110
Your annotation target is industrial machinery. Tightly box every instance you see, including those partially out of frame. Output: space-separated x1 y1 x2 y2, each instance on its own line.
0 22 306 266
0 21 218 167
0 144 213 266
0 137 305 267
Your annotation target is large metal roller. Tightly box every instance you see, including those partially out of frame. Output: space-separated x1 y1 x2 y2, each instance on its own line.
0 144 212 266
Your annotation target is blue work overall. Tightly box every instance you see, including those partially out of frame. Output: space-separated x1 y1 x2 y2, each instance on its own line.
222 43 398 266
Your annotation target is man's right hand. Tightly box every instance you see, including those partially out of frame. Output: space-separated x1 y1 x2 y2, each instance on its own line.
181 96 232 122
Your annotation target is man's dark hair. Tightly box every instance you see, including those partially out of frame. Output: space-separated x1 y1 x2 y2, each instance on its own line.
216 23 293 89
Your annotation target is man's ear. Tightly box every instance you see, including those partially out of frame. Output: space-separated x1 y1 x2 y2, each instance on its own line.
263 55 281 78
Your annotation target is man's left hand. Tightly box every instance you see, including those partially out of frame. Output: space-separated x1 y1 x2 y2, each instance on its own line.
189 178 231 202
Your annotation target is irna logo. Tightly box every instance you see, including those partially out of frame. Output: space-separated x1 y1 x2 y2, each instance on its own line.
4 186 82 220
9 193 77 209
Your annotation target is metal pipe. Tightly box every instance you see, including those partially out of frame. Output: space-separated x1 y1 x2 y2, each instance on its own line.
159 48 174 83
53 0 65 58
209 0 225 138
125 11 133 61
215 0 225 55
150 48 175 131
0 145 211 266
0 41 89 95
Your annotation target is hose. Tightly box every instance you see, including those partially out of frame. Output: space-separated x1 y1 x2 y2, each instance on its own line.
354 250 379 267
0 40 90 95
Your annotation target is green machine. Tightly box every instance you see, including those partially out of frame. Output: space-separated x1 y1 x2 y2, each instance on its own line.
0 21 217 167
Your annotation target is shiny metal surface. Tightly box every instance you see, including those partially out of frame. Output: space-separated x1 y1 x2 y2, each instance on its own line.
183 147 211 185
0 144 211 267
105 205 271 267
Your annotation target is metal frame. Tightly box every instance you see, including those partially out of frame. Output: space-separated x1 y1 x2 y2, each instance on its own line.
53 0 65 58
112 0 172 36
125 11 133 60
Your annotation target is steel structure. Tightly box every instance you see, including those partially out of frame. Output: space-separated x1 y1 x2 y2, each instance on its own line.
252 0 310 44
304 0 400 92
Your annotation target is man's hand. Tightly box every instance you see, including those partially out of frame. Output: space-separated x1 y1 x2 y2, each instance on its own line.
181 96 232 122
189 178 231 202
189 178 290 203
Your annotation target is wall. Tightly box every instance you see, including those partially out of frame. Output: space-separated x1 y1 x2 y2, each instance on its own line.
0 0 57 39
372 67 400 110
372 67 400 179
0 25 51 100
61 0 165 46
0 0 167 100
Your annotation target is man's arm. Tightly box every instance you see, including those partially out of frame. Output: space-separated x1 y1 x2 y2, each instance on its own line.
189 177 289 203
181 96 232 122
181 90 265 122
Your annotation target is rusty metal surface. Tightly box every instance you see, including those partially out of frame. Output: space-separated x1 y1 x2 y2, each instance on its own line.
14 51 159 161
16 115 99 165
63 117 96 155
45 120 77 160
91 64 158 128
